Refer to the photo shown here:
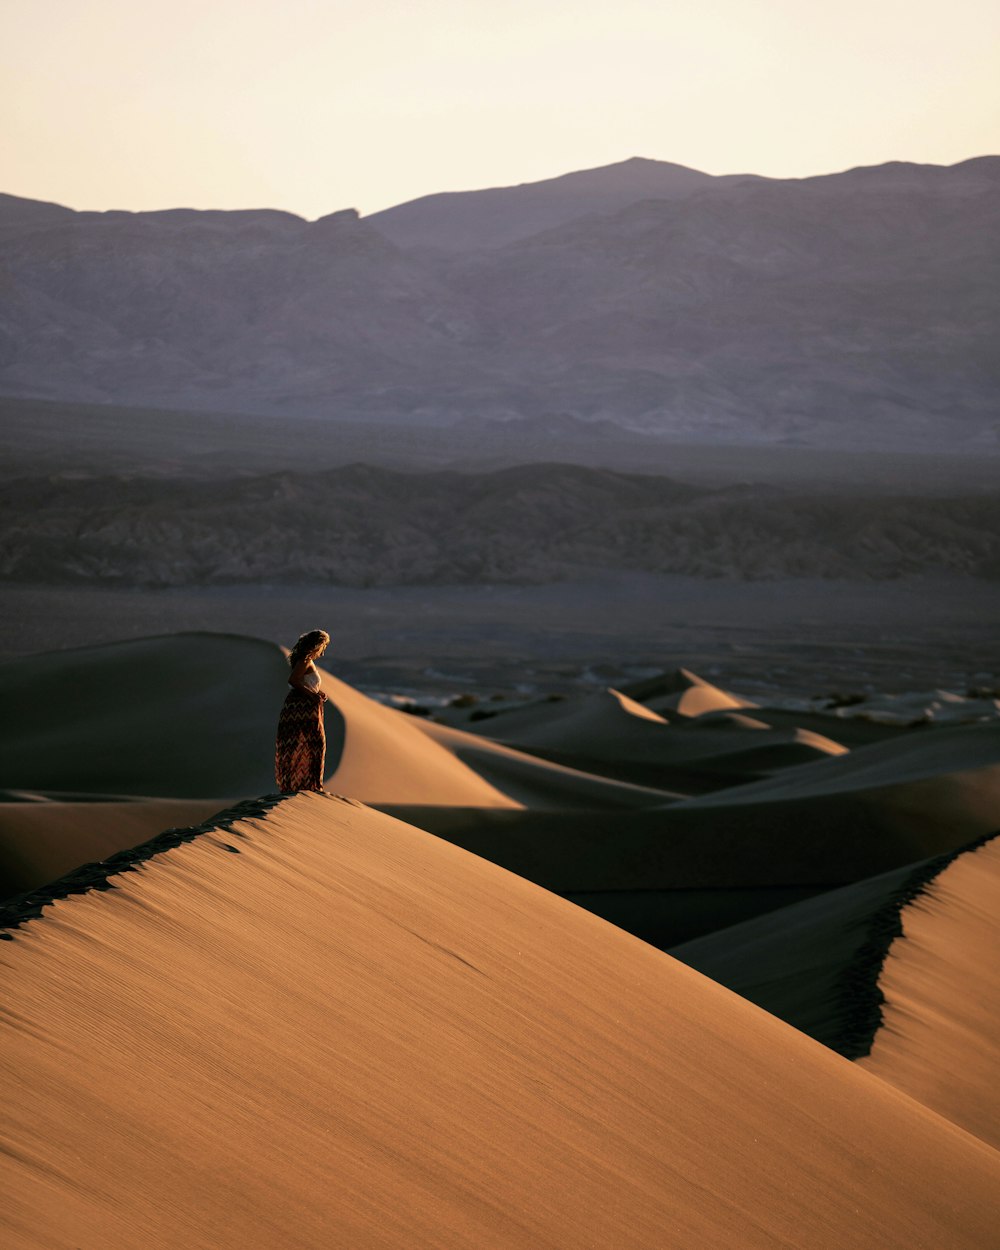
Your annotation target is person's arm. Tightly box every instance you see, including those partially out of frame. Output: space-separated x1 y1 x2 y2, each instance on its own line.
288 659 326 700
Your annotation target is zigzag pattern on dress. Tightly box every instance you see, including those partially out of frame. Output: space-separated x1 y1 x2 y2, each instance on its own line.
275 690 325 792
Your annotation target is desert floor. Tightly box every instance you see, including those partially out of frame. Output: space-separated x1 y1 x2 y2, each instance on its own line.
4 571 998 701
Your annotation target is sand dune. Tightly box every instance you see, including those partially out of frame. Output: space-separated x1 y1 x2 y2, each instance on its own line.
860 833 1000 1150
728 704 915 748
461 685 673 748
0 633 284 798
2 792 998 1249
619 667 757 717
381 720 1000 924
674 830 1000 1150
318 664 678 808
0 798 230 898
462 683 844 788
0 633 671 811
665 720 1000 861
0 630 513 805
680 720 1000 805
380 718 1000 946
3 635 995 957
669 847 968 1055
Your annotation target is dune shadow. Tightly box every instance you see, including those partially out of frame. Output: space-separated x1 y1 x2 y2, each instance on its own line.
323 698 347 776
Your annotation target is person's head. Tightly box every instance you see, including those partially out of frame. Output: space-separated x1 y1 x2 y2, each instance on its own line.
288 629 330 668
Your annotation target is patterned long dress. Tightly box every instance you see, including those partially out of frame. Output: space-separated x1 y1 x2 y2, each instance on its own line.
274 670 326 792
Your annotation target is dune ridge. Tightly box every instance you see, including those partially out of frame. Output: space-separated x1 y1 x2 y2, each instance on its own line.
859 832 1000 1150
3 791 1000 1249
0 794 286 931
671 828 1000 1057
0 632 668 811
4 632 999 954
0 797 234 899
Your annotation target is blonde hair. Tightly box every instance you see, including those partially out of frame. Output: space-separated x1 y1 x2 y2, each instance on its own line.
288 629 330 668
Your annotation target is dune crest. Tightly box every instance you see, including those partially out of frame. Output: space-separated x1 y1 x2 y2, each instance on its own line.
2 792 999 1249
0 633 659 811
316 662 675 808
0 797 232 898
669 830 1000 1058
3 633 997 957
620 667 757 717
859 833 1000 1149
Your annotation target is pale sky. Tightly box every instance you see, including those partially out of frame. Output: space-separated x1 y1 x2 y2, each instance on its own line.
5 0 999 219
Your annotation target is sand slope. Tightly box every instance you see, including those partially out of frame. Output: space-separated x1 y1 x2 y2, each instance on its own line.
619 667 757 717
0 634 285 797
462 684 844 788
669 847 979 1055
0 634 670 811
680 720 1000 805
0 798 231 898
860 833 1000 1151
673 829 1000 1153
2 792 999 1249
0 632 523 806
319 666 677 808
670 721 1000 852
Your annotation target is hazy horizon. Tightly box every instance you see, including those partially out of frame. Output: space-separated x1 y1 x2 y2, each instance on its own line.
6 0 999 218
5 150 998 221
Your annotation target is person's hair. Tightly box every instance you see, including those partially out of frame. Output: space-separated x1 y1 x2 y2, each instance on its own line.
288 629 330 669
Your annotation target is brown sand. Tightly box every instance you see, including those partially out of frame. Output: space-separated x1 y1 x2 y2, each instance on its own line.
674 722 1000 846
668 855 955 1054
860 835 1000 1150
316 661 521 806
2 793 999 1249
0 798 231 898
2 635 995 958
459 684 845 786
625 668 757 718
681 721 1000 805
0 634 669 811
318 662 676 808
0 634 286 798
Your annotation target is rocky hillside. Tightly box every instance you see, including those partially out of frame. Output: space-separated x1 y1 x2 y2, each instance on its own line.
365 156 756 250
1 156 999 452
3 464 998 586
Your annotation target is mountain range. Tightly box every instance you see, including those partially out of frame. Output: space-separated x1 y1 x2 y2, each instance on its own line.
2 156 999 450
4 463 998 586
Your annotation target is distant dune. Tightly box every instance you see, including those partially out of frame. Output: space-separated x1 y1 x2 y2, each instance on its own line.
3 792 999 1249
461 674 845 780
0 633 287 799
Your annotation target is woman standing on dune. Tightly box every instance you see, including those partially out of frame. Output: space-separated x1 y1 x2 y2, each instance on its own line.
275 629 330 793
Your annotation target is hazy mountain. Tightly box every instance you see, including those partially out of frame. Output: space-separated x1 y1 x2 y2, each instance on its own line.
3 464 998 587
1 156 998 451
366 157 758 250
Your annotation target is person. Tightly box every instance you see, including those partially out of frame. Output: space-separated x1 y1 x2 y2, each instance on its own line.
275 629 330 793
